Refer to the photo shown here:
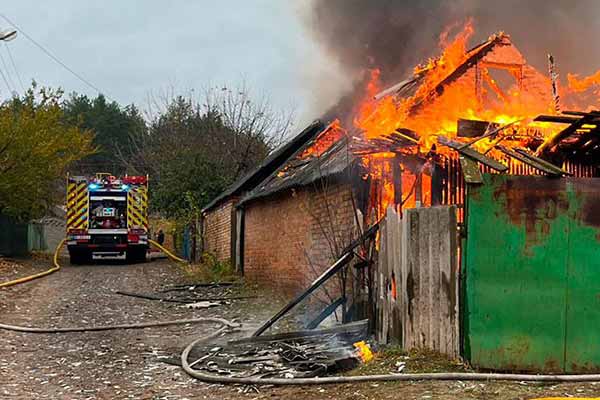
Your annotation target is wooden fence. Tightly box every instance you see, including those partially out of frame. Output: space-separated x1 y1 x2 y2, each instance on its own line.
376 205 459 358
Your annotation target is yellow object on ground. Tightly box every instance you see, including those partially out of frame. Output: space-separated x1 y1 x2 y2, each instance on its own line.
0 238 66 288
148 239 188 263
353 341 374 363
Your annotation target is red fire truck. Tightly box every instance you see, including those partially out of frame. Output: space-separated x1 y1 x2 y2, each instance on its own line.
65 173 149 264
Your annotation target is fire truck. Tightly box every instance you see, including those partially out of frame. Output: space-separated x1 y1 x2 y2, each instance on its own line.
65 173 149 264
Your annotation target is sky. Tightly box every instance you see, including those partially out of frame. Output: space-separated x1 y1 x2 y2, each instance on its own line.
0 1 346 126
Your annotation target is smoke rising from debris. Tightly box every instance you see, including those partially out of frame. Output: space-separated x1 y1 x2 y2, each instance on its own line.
303 0 600 119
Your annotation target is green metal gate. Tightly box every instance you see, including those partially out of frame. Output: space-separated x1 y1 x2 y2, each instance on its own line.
464 174 600 372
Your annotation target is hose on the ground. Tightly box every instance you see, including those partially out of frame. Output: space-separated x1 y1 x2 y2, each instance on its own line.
0 238 66 289
149 239 188 263
181 322 600 385
0 317 237 334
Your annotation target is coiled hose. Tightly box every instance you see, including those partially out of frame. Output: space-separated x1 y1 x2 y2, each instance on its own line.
180 324 600 385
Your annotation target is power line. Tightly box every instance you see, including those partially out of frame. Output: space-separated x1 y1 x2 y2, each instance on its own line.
0 63 12 96
4 42 24 92
0 48 16 94
0 13 113 100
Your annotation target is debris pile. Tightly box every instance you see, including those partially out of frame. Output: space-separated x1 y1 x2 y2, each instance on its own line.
179 320 370 379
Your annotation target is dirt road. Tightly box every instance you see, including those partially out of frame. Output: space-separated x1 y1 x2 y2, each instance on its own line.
1 259 600 399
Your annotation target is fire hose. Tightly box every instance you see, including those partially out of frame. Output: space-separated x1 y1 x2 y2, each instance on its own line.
0 238 185 289
148 239 188 263
2 242 600 384
0 317 237 334
180 325 600 385
0 238 66 289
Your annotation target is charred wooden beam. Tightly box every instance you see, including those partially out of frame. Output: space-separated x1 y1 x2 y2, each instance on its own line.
513 149 571 176
536 116 594 156
534 115 583 124
457 119 493 138
497 145 571 176
437 136 508 172
562 110 600 117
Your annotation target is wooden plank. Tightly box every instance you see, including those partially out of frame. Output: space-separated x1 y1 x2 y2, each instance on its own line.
514 148 572 176
420 208 432 349
459 155 484 184
430 207 442 352
534 115 583 124
392 212 404 345
437 136 508 172
407 208 421 349
400 206 409 350
438 207 451 356
496 145 560 175
390 207 402 344
457 119 492 138
448 206 459 357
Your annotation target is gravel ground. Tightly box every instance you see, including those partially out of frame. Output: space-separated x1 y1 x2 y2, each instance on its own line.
1 258 600 399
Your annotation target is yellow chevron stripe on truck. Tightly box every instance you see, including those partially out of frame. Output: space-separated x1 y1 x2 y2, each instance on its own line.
127 185 148 230
66 181 88 230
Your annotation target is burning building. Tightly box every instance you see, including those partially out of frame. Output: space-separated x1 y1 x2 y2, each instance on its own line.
203 24 600 295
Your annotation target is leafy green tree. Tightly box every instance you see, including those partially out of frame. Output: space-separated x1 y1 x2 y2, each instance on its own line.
0 86 95 220
122 86 294 220
62 93 146 174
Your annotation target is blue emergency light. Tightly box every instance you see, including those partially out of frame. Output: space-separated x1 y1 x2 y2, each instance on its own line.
88 183 100 190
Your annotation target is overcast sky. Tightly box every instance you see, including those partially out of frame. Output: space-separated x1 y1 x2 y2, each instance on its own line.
0 2 346 125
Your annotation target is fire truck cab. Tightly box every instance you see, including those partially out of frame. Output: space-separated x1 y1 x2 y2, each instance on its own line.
66 173 149 264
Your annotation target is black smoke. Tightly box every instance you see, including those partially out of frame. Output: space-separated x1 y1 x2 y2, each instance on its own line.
304 0 600 118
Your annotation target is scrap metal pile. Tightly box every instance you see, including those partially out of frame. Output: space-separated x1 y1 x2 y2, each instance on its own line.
182 321 370 379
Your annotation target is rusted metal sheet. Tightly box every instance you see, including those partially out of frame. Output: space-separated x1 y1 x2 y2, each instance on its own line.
465 174 600 372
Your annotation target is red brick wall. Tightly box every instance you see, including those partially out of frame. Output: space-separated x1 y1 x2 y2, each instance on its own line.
243 181 357 295
202 197 237 262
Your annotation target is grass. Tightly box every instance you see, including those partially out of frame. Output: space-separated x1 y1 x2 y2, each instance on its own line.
350 345 470 376
180 252 239 283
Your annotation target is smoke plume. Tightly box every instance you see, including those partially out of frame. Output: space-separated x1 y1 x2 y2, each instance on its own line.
303 0 600 119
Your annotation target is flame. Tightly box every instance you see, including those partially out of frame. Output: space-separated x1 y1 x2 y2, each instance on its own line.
300 22 600 222
349 22 572 217
567 70 600 93
300 119 345 159
353 341 374 363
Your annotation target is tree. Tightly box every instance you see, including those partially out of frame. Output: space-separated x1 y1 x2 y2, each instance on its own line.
120 84 295 219
0 86 95 221
62 93 146 174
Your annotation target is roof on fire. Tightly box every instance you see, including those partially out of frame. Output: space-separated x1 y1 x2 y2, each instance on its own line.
238 136 356 207
202 120 326 213
374 32 514 104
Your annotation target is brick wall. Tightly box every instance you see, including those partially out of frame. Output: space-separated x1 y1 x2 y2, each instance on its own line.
243 181 358 295
202 197 237 262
